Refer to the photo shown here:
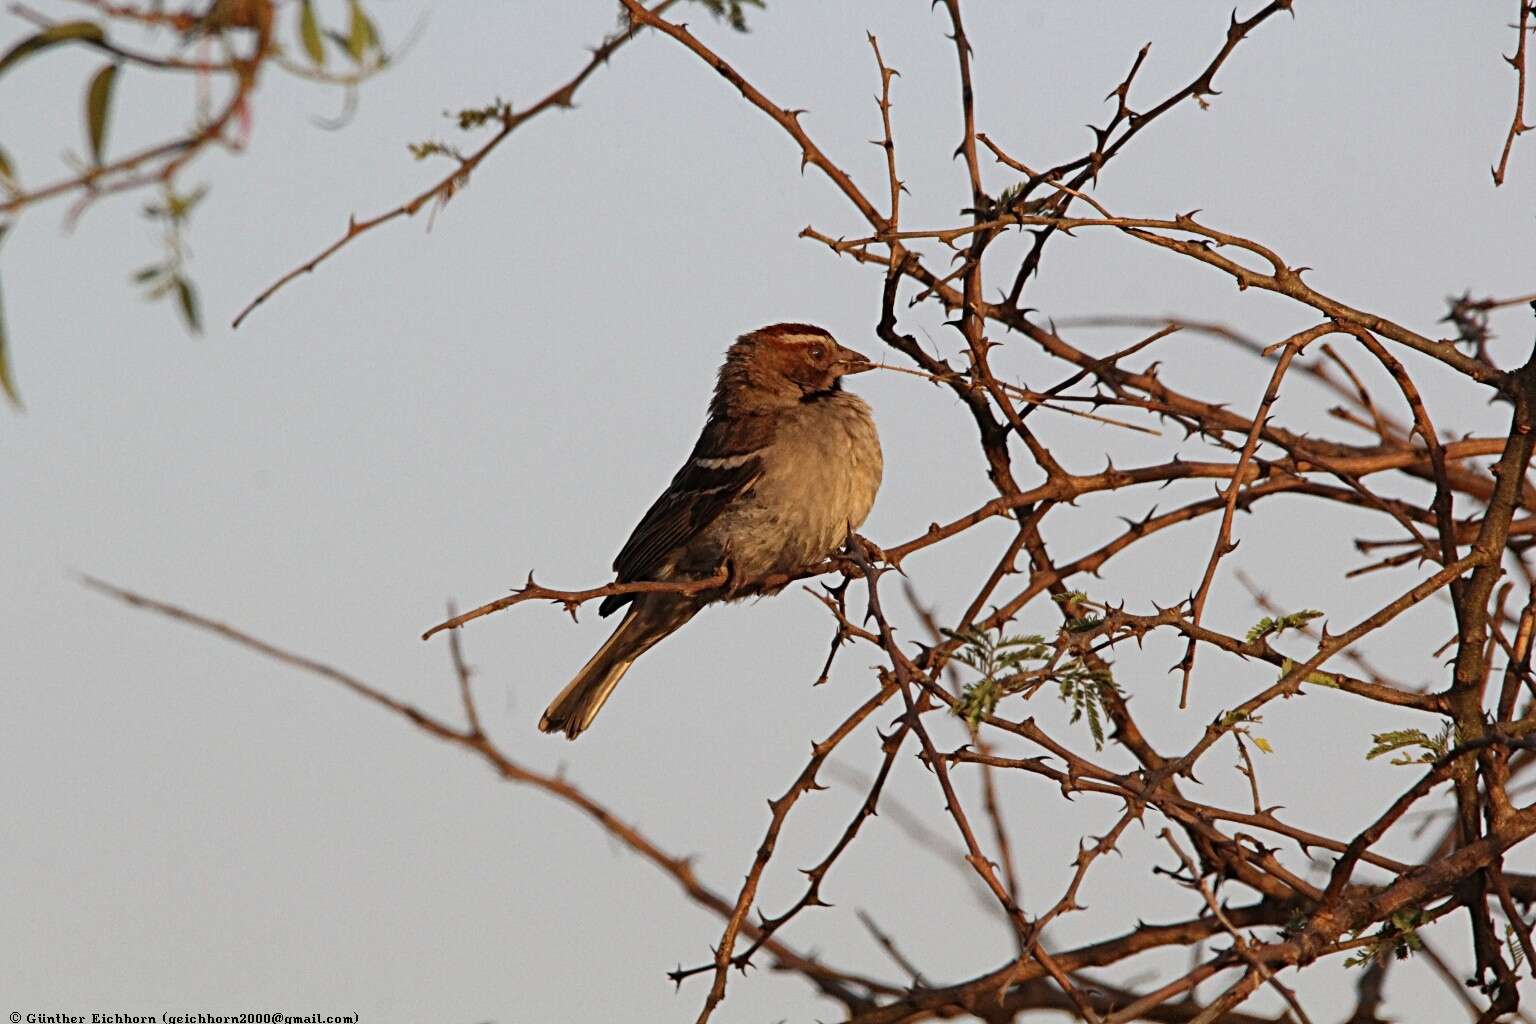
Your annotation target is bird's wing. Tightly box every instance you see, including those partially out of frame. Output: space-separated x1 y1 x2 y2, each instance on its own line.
600 414 773 616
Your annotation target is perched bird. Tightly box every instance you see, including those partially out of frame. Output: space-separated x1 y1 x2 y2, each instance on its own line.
539 323 883 739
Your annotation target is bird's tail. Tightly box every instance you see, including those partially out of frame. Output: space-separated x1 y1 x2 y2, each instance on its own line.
538 598 693 739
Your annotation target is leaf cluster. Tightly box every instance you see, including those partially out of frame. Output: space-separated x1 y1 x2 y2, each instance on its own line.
454 101 512 131
293 0 383 67
1343 908 1426 967
1366 725 1453 766
948 626 1048 728
408 100 513 164
1058 668 1121 750
946 625 1120 749
407 140 459 162
132 185 208 334
1246 609 1323 644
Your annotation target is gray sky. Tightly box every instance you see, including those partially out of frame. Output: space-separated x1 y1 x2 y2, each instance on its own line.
5 2 1535 1021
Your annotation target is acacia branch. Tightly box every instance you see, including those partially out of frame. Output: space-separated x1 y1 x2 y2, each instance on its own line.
1494 1 1536 185
689 675 899 1024
420 565 730 640
1178 322 1333 707
80 573 894 1013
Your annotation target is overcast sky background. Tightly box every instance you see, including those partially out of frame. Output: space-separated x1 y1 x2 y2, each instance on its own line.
5 2 1535 1022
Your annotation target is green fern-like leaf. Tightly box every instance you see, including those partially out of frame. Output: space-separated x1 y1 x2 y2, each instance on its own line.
1246 609 1323 643
958 677 1000 728
1367 726 1451 766
1366 729 1431 761
996 180 1027 209
947 618 1121 748
1058 671 1120 750
1344 908 1425 967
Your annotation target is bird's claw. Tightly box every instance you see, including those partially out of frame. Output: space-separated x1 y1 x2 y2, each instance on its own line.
721 556 748 598
850 532 887 564
840 533 899 576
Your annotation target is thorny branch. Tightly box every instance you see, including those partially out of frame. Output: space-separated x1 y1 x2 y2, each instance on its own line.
81 574 895 1012
1494 1 1536 186
1178 321 1334 707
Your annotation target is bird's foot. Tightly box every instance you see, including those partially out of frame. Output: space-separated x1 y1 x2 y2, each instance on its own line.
849 532 887 564
720 556 750 599
840 533 899 577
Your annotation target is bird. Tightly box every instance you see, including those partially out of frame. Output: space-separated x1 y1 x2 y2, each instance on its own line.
538 323 883 739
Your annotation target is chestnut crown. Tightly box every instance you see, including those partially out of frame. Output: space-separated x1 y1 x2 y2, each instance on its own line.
712 323 873 413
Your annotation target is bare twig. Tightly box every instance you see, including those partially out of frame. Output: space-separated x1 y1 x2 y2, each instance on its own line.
1178 322 1333 707
231 0 679 328
1493 1 1536 185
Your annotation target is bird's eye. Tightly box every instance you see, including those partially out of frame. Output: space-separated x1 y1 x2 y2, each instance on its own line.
808 345 826 360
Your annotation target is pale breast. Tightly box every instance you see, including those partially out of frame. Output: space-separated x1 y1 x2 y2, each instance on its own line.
708 392 883 578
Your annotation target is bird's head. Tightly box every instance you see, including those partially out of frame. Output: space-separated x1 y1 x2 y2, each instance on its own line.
714 323 874 412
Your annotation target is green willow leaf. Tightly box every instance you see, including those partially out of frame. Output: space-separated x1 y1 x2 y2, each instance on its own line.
344 0 373 62
174 276 202 335
0 22 105 81
0 222 20 409
299 0 325 66
359 4 379 51
85 62 119 164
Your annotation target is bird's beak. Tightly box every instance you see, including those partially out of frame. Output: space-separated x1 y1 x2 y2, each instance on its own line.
835 345 875 375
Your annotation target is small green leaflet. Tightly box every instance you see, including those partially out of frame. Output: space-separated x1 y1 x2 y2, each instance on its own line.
0 222 20 408
345 0 376 62
86 62 119 164
174 276 202 335
0 21 105 81
299 0 325 66
1366 725 1451 765
1246 609 1323 644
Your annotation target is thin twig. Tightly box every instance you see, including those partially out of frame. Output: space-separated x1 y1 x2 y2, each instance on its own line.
1493 1 1536 186
232 0 679 328
1178 322 1333 706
